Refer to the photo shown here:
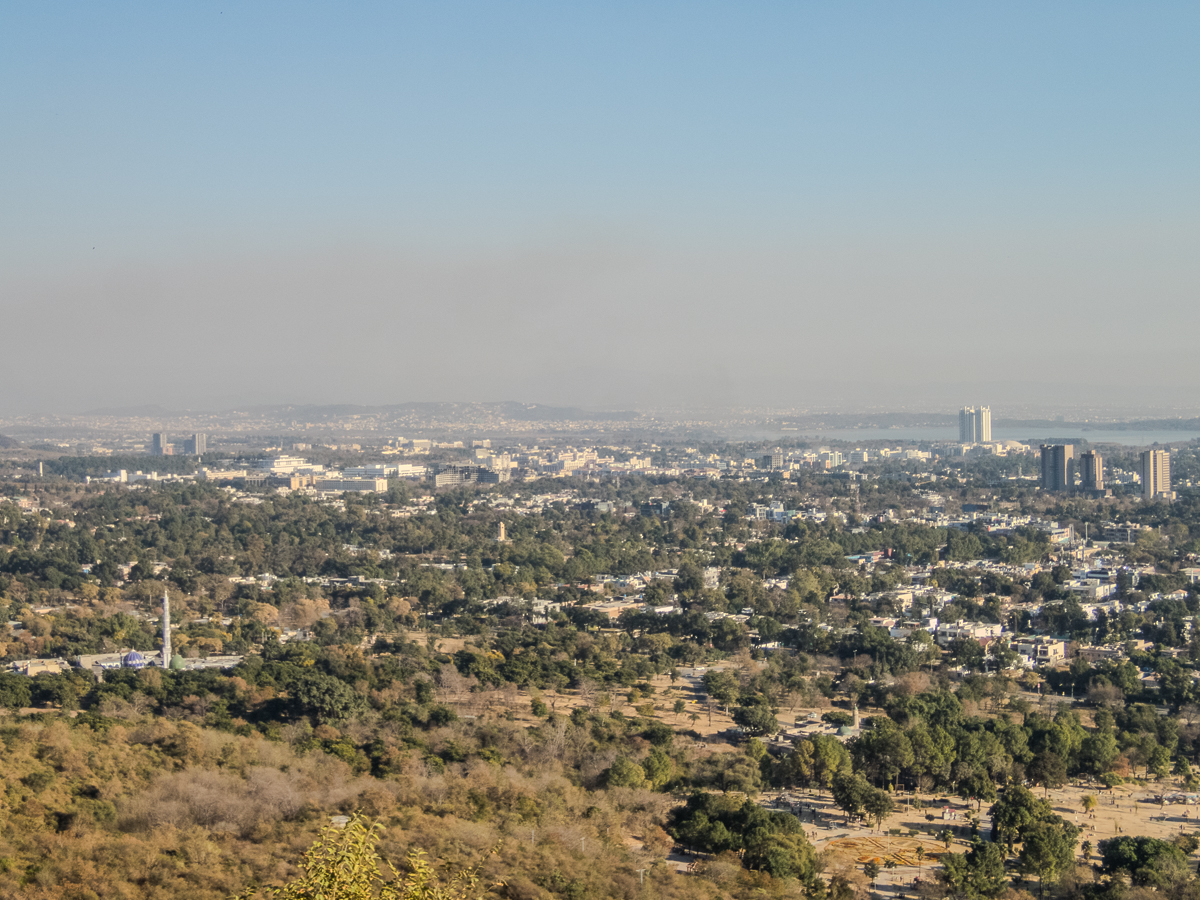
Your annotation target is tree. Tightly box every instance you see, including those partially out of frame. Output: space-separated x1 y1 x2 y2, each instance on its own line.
863 788 895 830
667 793 821 889
733 699 779 736
643 747 674 791
802 734 851 790
1027 751 1067 797
989 785 1052 851
238 815 492 899
956 770 998 808
1098 835 1189 886
0 672 32 710
832 772 871 822
939 842 1007 900
864 860 880 890
1149 745 1172 781
1017 819 1079 896
1081 795 1098 818
1079 731 1119 776
290 671 367 725
703 669 740 711
851 718 913 789
605 756 648 789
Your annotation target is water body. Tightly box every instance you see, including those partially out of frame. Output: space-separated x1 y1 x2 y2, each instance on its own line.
764 426 1200 446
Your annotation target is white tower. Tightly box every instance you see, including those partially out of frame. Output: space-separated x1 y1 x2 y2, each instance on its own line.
161 589 172 666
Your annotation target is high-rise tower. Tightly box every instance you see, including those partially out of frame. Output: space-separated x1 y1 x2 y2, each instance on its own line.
1040 444 1075 492
161 589 172 666
959 407 992 443
1079 450 1105 493
1141 450 1174 501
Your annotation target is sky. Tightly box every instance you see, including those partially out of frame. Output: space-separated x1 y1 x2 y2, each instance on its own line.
3 2 1199 416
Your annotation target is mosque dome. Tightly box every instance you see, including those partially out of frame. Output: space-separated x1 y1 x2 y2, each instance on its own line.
169 654 186 670
122 650 146 669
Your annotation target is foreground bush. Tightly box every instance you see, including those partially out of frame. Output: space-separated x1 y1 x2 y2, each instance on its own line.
238 815 493 900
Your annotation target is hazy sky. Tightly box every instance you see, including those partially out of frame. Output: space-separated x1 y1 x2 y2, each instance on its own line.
3 3 1199 415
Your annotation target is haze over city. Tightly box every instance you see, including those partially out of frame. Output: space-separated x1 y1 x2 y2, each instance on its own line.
4 3 1199 416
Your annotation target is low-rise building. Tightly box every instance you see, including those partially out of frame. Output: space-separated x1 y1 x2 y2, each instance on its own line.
1014 636 1068 666
937 622 1003 646
315 477 387 493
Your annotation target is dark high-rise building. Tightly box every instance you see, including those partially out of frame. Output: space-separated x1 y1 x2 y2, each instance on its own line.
1079 450 1105 493
1040 444 1075 493
183 433 207 456
151 433 168 456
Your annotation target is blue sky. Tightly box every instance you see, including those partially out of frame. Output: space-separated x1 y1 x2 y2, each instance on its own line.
3 3 1199 413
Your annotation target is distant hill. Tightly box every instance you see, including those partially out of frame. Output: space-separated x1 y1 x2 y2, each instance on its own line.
245 401 637 423
0 434 19 449
83 404 179 417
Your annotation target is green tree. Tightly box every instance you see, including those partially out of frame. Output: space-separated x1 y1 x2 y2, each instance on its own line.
733 698 779 736
863 788 894 830
605 756 648 789
939 842 1007 900
291 671 367 725
703 669 740 711
1098 836 1189 886
852 718 914 789
1149 745 1172 781
0 672 32 710
831 772 871 821
642 747 674 791
1079 730 1119 776
989 785 1052 851
1017 819 1079 896
238 815 491 899
1026 751 1067 797
864 860 880 890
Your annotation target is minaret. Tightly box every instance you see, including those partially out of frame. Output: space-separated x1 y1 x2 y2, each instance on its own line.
161 589 172 666
497 521 506 542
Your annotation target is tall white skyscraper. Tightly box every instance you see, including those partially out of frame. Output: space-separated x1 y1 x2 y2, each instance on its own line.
1141 450 1174 501
959 406 992 443
161 589 172 666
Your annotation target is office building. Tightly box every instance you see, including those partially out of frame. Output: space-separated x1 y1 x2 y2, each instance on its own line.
151 433 169 456
959 406 992 443
759 450 783 470
181 433 206 456
1141 450 1174 501
314 477 387 494
1079 450 1105 493
1040 444 1075 493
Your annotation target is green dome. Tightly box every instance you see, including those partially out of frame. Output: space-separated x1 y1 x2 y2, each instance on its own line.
169 654 186 670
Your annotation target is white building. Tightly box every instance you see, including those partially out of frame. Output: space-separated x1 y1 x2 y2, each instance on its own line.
959 406 992 443
314 477 387 493
937 622 1003 646
1014 636 1067 665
